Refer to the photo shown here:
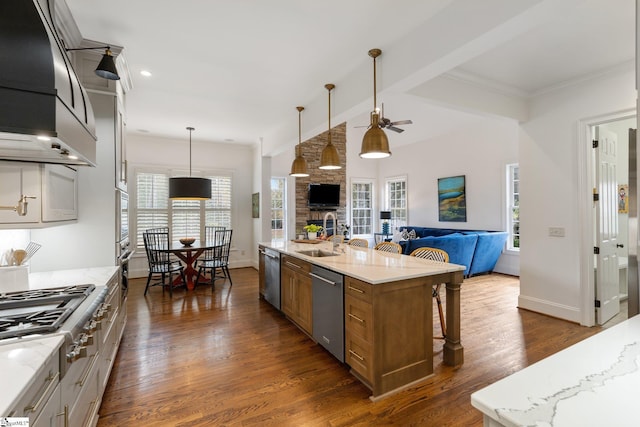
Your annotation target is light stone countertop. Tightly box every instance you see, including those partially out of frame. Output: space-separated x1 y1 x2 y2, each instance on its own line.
471 314 640 427
0 266 119 416
259 240 465 284
0 334 64 416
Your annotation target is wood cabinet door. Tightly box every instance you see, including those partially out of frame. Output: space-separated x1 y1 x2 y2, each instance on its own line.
295 272 313 335
280 266 295 319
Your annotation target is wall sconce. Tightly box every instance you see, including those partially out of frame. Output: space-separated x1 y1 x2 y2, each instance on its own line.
65 45 120 80
380 211 391 234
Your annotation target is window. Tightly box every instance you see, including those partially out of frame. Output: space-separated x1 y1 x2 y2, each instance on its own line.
351 180 373 236
271 178 286 241
134 169 232 249
385 176 407 231
507 164 520 250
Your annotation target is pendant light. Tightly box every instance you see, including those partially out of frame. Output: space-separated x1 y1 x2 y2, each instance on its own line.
169 127 212 199
360 48 391 159
290 106 309 177
319 83 341 170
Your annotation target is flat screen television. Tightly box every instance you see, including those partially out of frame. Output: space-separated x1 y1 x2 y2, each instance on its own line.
308 184 340 208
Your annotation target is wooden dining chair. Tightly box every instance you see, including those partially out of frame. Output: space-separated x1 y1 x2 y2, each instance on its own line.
143 230 186 297
410 246 449 339
348 238 369 248
196 229 233 288
374 241 403 254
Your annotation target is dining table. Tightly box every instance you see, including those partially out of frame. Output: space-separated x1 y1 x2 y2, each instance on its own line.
165 239 219 291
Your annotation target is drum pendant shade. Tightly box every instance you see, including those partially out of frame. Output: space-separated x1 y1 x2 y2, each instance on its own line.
169 127 212 200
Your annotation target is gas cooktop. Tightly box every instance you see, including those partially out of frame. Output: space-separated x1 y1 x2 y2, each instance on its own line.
0 284 95 340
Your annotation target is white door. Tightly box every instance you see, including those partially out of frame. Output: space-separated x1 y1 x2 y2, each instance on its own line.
595 126 621 324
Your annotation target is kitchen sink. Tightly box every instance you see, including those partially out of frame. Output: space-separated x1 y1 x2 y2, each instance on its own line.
296 249 340 258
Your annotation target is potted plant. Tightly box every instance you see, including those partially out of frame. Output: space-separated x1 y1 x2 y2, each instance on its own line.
303 224 323 240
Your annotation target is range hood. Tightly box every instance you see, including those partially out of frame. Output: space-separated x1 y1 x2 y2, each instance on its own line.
0 0 97 166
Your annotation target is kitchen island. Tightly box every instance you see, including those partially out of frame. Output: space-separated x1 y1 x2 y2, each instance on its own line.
471 314 640 427
258 240 465 399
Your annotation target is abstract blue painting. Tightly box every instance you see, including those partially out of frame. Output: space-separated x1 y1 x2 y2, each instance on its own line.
438 175 466 222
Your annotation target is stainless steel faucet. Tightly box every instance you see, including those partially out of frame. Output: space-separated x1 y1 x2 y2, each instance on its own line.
323 211 336 238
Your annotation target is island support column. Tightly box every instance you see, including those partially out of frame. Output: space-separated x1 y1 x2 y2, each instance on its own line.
444 271 464 366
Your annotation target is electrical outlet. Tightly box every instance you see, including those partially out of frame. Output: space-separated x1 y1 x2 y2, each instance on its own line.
549 227 565 237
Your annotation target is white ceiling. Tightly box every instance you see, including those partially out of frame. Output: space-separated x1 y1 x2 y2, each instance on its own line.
64 0 635 155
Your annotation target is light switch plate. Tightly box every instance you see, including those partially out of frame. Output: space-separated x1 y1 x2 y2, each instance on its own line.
549 227 565 237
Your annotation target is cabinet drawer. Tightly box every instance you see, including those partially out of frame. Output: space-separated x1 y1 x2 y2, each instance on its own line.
345 333 373 384
345 295 373 342
281 254 311 274
345 276 373 303
10 351 60 422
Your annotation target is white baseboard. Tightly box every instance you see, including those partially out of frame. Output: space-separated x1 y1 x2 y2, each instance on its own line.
518 294 581 323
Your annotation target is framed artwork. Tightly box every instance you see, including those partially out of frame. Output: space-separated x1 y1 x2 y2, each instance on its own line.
438 175 467 222
252 192 260 218
619 184 629 213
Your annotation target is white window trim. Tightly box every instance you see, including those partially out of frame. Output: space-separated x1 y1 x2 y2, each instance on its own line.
384 174 408 230
349 177 375 237
132 165 233 250
506 163 520 252
271 177 287 242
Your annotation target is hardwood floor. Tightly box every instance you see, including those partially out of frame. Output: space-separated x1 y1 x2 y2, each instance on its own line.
97 269 601 426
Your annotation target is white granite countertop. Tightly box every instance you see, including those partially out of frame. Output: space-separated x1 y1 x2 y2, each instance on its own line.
0 266 119 417
259 240 464 284
471 314 640 427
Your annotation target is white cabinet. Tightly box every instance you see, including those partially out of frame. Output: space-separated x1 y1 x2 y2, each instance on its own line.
0 162 41 224
0 161 78 227
42 164 78 222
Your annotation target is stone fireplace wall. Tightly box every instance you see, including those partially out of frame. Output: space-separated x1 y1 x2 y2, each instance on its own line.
294 122 347 236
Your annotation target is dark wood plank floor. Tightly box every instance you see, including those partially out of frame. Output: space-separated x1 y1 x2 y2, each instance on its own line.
97 269 601 426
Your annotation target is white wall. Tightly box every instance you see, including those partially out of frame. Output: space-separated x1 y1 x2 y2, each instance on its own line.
126 133 254 278
519 66 636 323
30 92 117 272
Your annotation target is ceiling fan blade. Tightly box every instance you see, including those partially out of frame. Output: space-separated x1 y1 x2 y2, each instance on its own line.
387 126 405 133
390 119 412 126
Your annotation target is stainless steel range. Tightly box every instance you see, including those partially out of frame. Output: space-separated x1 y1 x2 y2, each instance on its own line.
0 283 108 376
0 284 96 340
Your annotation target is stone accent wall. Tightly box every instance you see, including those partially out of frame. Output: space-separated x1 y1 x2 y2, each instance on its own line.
294 122 347 236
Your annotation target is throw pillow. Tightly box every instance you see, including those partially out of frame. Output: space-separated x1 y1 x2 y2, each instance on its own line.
401 229 417 240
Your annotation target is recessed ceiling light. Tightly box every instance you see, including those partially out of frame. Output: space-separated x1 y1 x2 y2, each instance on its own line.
140 70 152 77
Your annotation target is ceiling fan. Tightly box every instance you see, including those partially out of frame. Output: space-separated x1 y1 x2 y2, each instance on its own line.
356 102 413 133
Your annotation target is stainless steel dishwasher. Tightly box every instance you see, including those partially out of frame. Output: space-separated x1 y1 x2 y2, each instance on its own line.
263 248 281 309
311 265 344 362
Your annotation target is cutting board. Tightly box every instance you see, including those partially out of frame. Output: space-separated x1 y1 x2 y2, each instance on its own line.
291 239 322 244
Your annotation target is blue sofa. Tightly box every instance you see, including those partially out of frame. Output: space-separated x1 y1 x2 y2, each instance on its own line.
398 227 508 277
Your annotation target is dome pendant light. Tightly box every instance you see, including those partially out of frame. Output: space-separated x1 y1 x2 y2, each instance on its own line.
290 106 310 177
360 48 391 159
169 127 212 200
319 83 341 170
